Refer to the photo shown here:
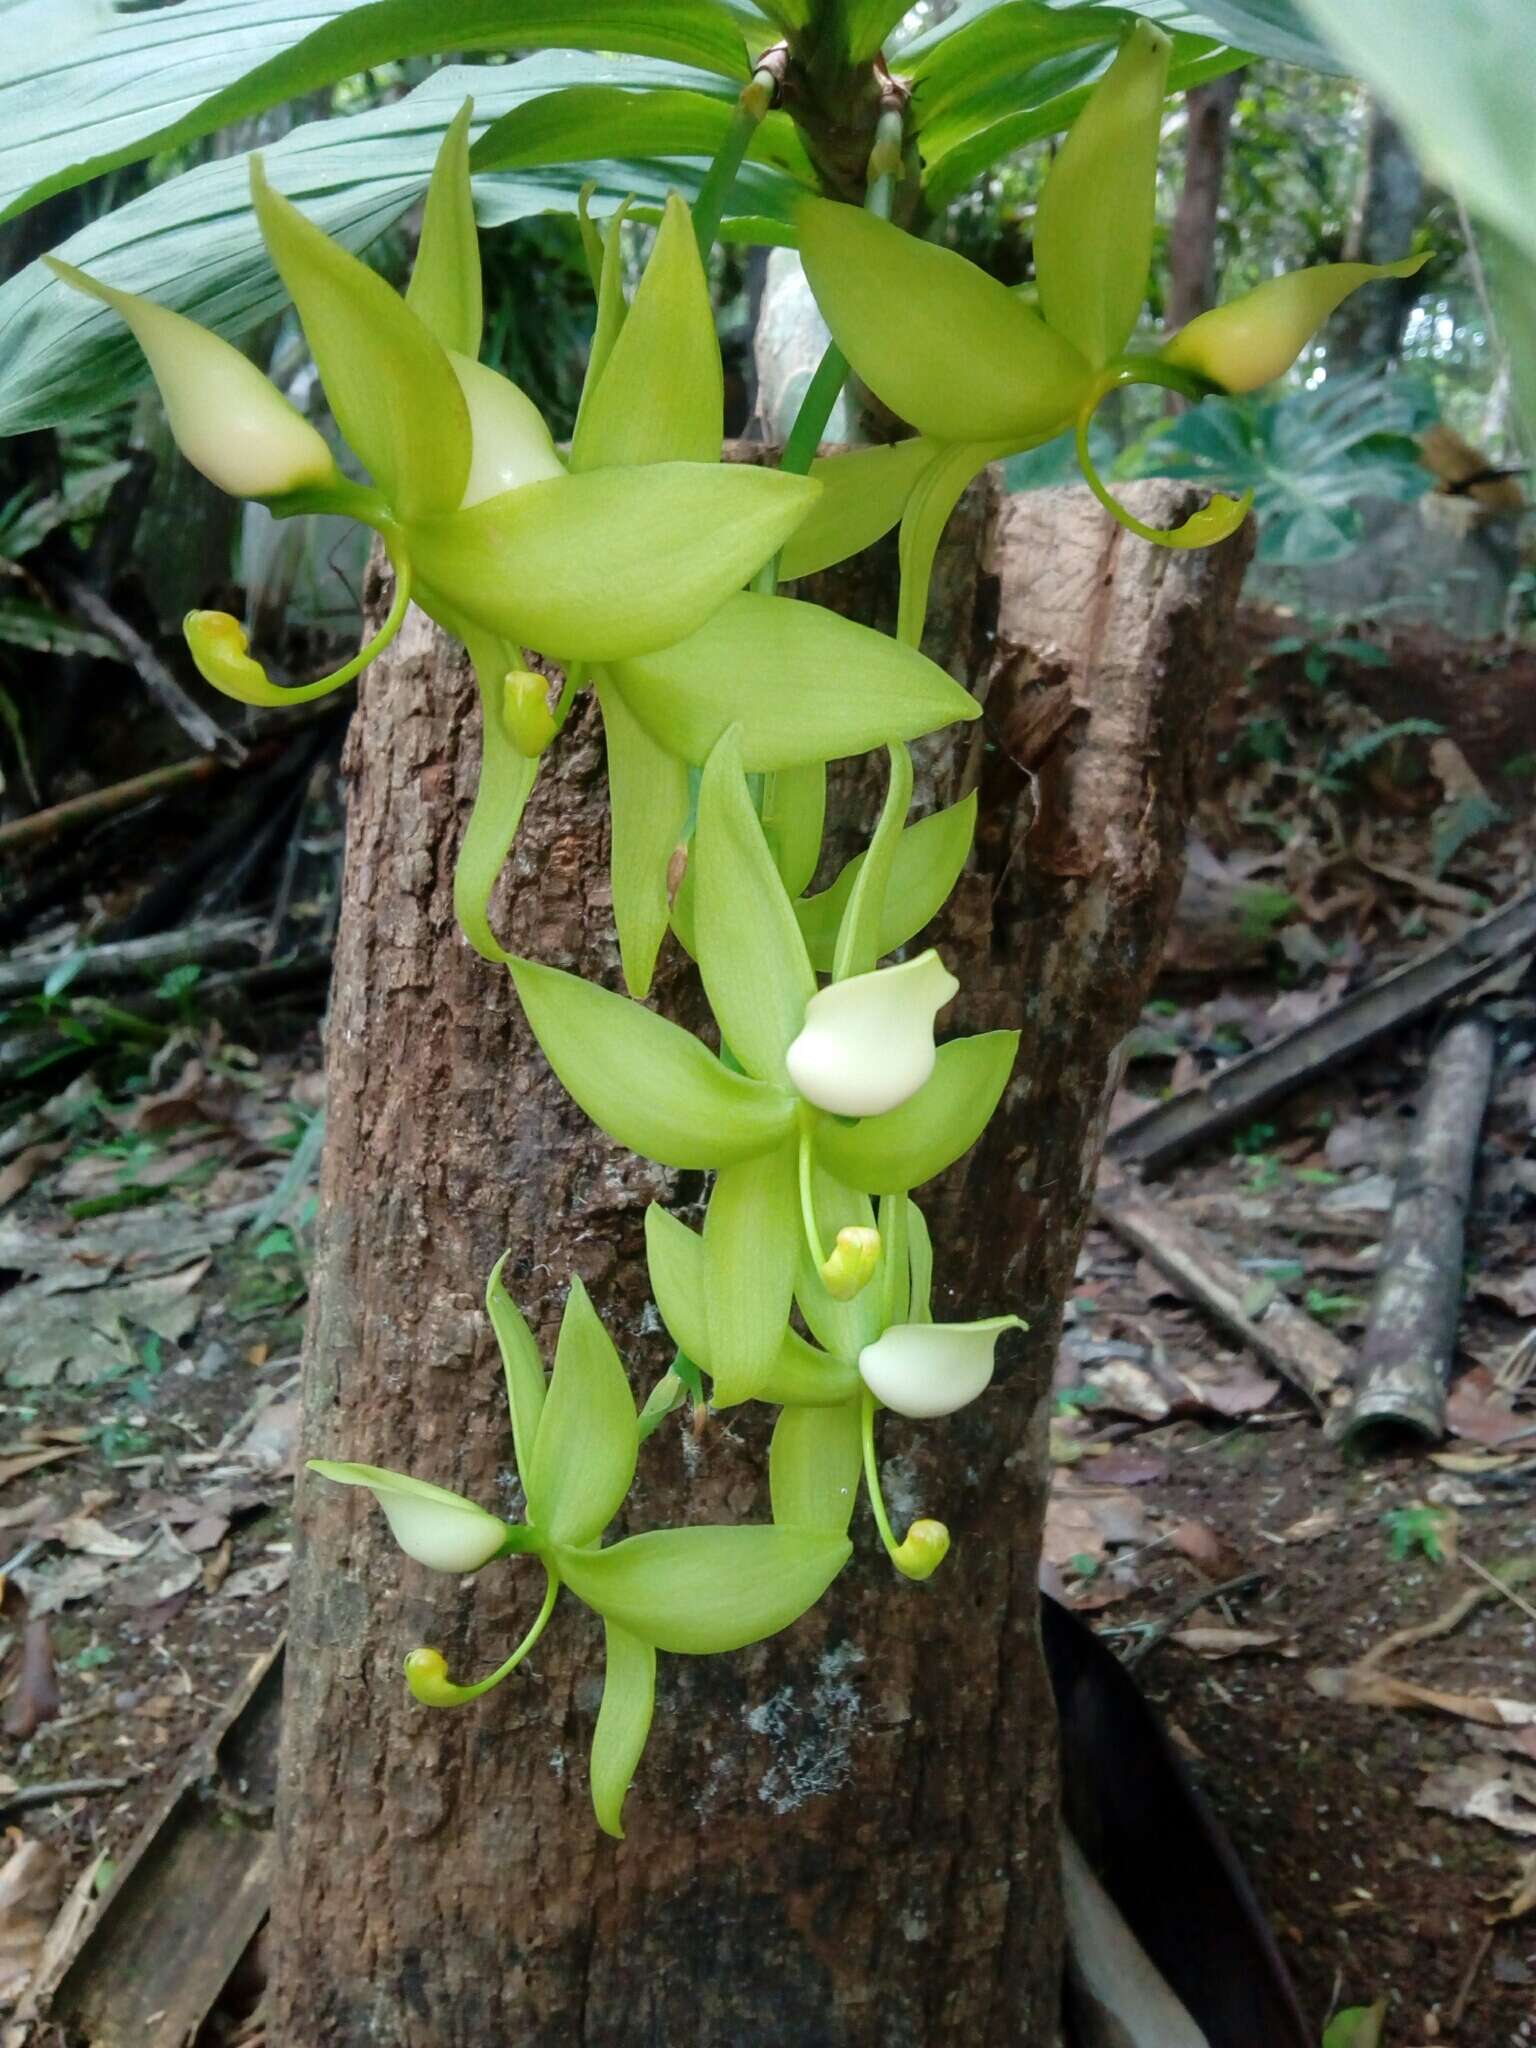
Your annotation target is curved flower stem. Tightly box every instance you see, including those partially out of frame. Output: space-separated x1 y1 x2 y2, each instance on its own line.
861 1390 950 1582
1074 365 1252 549
692 63 779 259
405 1566 561 1707
798 1123 825 1266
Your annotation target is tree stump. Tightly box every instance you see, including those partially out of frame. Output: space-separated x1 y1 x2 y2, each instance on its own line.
273 479 1251 2048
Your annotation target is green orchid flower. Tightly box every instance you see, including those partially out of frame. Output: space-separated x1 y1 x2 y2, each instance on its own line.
792 24 1426 642
310 1255 849 1838
508 727 1019 1408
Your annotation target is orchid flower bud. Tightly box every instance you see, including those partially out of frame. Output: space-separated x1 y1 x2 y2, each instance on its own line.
892 1518 950 1581
502 669 558 758
308 1460 512 1572
786 950 959 1119
821 1225 881 1302
44 258 338 501
1161 254 1428 393
858 1316 1025 1420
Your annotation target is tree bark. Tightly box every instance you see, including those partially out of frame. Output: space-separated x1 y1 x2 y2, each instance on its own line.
1165 73 1243 336
1326 101 1424 369
273 479 1251 2048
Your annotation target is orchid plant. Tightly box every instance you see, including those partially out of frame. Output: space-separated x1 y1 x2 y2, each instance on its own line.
44 19 1408 1838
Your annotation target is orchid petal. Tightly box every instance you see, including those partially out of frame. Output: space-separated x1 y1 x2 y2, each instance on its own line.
787 949 958 1119
857 1317 1024 1420
308 1460 510 1573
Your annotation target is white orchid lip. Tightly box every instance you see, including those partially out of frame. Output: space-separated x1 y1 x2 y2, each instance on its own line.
449 351 566 507
857 1317 1023 1420
46 258 338 501
786 949 960 1120
309 1460 509 1573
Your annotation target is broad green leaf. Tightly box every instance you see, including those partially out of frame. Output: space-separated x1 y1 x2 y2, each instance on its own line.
509 956 795 1169
556 1524 851 1653
777 437 939 582
596 676 690 1000
902 3 1125 120
405 99 482 359
794 1164 883 1359
610 592 979 771
251 157 471 521
1321 2002 1386 2048
763 762 827 901
570 193 723 472
814 1030 1019 1193
770 1401 862 1532
833 742 913 983
472 82 811 183
1034 21 1169 367
798 200 1092 444
896 438 1009 646
0 0 752 224
796 793 977 974
0 60 802 437
591 1621 656 1838
453 631 540 965
410 463 818 665
843 0 920 60
694 729 816 1088
645 1204 855 1401
907 1198 934 1323
486 1251 547 1491
704 1142 800 1406
1131 0 1342 69
527 1278 638 1547
575 192 632 447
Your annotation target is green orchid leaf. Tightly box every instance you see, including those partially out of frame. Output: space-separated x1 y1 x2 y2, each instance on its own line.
509 956 795 1169
832 742 913 983
570 192 723 471
896 437 1011 647
1034 22 1170 368
250 157 470 521
645 1204 857 1403
844 0 921 61
798 199 1092 445
814 1030 1020 1193
486 1252 547 1492
609 591 979 770
1 2 753 228
453 632 540 966
770 1400 863 1533
556 1524 851 1653
527 1277 638 1547
763 763 826 900
595 675 690 1000
796 792 976 974
695 729 816 1088
636 1370 688 1443
794 1163 884 1359
410 463 819 665
405 98 482 359
907 1198 934 1325
776 437 940 582
591 1619 657 1839
470 81 813 183
704 1142 800 1406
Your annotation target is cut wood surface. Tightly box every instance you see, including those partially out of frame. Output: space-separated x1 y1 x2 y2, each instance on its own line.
1342 1012 1498 1445
1094 1187 1349 1408
273 478 1251 2048
1108 889 1536 1174
27 1642 282 2046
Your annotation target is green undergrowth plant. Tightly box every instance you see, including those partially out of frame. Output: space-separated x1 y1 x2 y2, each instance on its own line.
10 0 1412 1836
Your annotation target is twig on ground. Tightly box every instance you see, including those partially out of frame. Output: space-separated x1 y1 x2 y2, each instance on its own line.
0 1776 130 1816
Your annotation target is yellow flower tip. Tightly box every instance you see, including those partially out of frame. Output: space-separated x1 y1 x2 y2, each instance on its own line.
894 1519 950 1581
184 609 271 700
404 1647 465 1706
820 1225 882 1302
1162 253 1429 395
502 669 558 758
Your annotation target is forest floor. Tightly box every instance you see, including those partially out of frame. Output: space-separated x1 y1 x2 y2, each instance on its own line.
1 609 1536 2043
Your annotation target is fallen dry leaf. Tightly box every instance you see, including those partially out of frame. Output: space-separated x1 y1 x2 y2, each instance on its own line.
1082 1451 1169 1488
43 1516 148 1561
1170 1627 1293 1660
1419 1757 1536 1837
1 1620 57 1742
1083 1360 1169 1421
0 1837 64 2007
0 1145 65 1213
1167 1519 1249 1580
0 1448 83 1491
1042 1482 1150 1568
221 1556 291 1601
1446 1379 1536 1450
1178 1361 1281 1419
1309 1665 1536 1727
106 1530 202 1612
1279 1508 1343 1544
1487 1850 1536 1924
